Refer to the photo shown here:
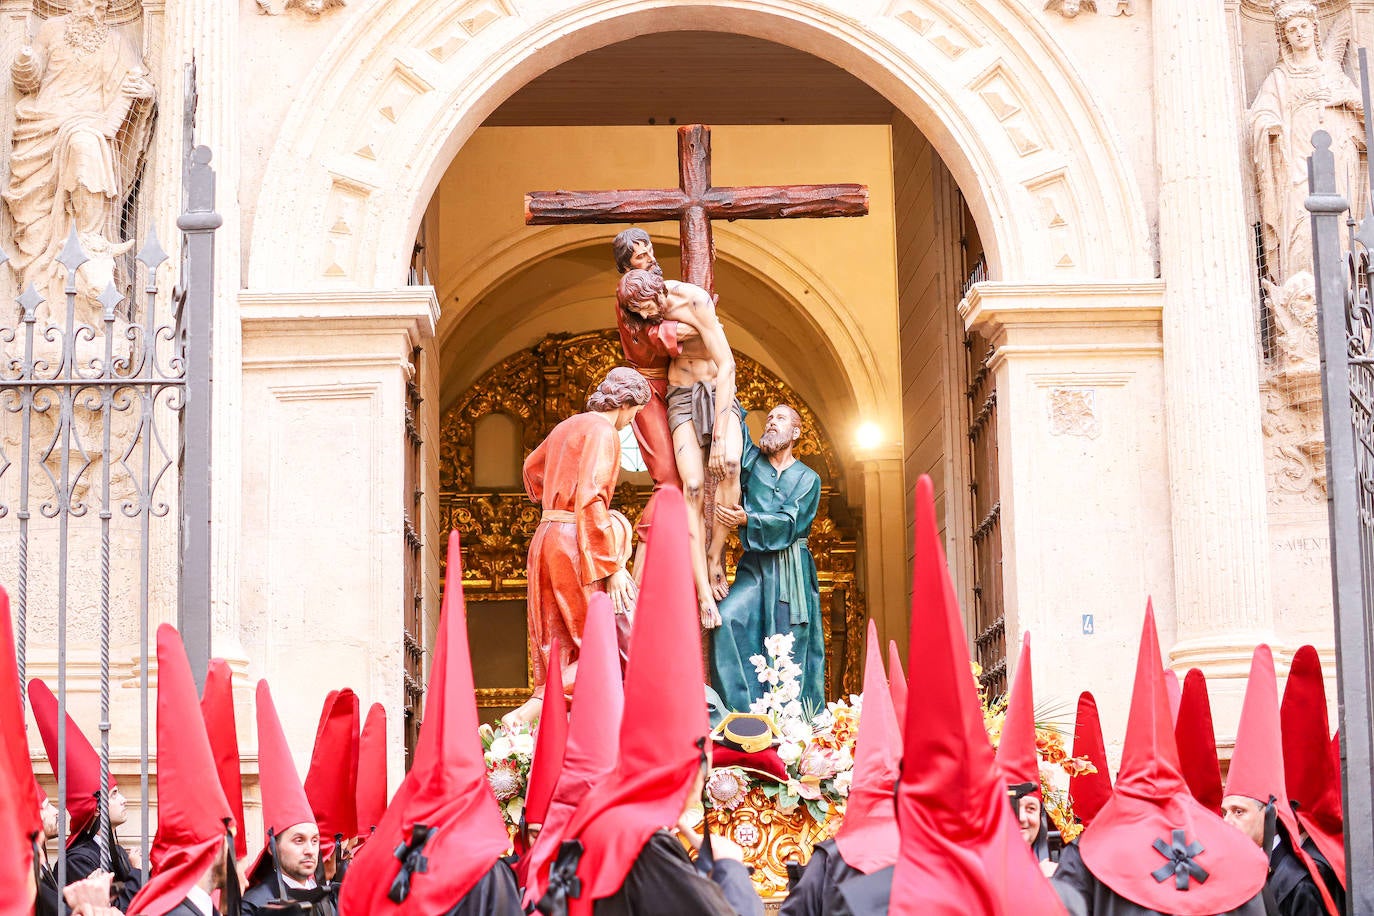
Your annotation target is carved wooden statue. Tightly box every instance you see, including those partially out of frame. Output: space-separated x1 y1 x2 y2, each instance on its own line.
3 0 155 292
1249 1 1365 287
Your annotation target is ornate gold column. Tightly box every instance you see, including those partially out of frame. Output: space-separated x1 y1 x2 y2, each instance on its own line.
1152 0 1275 686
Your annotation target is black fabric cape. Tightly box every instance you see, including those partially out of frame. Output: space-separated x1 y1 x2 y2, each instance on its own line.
440 859 525 916
165 900 219 916
1051 842 1269 916
1300 836 1345 915
592 830 763 916
66 828 143 909
241 872 337 916
36 861 59 916
778 838 893 916
1268 841 1327 916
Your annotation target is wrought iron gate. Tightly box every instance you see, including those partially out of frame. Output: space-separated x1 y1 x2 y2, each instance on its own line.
0 70 217 886
1305 48 1374 914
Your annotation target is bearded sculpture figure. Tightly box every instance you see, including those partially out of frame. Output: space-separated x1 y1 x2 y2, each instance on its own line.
1249 1 1364 287
3 0 155 293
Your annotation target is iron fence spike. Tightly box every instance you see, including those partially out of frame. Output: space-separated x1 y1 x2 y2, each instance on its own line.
136 228 168 271
55 224 89 276
97 281 124 322
16 284 43 321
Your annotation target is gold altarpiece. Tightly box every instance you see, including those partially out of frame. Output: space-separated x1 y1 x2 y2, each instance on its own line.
439 330 867 712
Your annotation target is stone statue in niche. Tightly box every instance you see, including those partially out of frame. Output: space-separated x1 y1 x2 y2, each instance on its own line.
256 0 346 16
1044 0 1097 17
1262 273 1327 499
3 0 154 297
1249 1 1364 289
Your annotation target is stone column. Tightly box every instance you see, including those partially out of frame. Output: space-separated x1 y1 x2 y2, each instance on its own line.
239 287 438 785
1152 1 1275 686
963 281 1171 748
853 451 908 660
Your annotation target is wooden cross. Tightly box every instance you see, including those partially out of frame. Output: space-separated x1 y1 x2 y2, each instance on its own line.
524 124 869 293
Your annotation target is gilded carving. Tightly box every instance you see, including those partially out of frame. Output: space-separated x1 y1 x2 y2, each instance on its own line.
703 787 839 900
440 330 864 706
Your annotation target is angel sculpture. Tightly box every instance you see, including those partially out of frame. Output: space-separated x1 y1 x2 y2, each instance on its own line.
1249 0 1365 286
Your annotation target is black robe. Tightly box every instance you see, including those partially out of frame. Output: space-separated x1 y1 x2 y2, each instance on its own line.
1052 842 1268 916
165 900 219 916
1268 841 1327 916
36 861 59 916
1300 837 1345 915
241 872 337 916
593 830 763 916
778 839 892 916
439 859 525 916
65 829 143 910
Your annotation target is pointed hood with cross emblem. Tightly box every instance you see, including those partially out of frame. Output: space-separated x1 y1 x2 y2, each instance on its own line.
1078 602 1266 914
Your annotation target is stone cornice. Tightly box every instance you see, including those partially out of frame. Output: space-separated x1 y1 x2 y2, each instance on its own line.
959 280 1165 335
240 287 440 348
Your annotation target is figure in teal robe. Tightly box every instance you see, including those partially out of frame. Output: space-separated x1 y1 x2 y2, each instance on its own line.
709 436 824 713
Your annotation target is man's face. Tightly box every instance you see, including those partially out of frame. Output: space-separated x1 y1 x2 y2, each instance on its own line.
625 291 667 321
1062 0 1081 16
1285 16 1315 52
759 406 801 455
1222 796 1266 847
39 798 59 840
277 822 320 882
108 787 128 828
1016 794 1042 846
615 403 645 431
629 240 659 274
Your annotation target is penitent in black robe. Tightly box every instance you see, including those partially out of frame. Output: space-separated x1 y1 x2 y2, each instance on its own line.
440 859 525 916
593 830 764 916
1301 837 1345 915
66 829 144 910
778 839 893 916
240 872 337 916
1052 843 1268 916
1267 841 1328 916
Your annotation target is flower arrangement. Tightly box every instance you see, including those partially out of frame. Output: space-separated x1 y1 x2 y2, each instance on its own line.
479 720 535 828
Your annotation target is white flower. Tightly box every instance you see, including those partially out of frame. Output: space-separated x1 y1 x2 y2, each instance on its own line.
488 735 513 759
782 719 812 743
833 770 853 797
748 698 768 715
778 741 804 765
764 632 794 658
749 654 767 671
511 732 536 757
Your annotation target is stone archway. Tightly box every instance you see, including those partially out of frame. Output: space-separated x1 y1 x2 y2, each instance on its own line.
247 0 1153 291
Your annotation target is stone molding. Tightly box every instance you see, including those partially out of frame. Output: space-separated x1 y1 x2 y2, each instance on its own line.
246 0 1153 289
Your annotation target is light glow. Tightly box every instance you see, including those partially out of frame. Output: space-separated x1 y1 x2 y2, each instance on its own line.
855 422 883 451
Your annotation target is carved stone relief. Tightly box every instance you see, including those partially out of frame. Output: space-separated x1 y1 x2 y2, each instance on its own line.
419 0 518 63
1262 273 1326 501
970 64 1045 157
255 0 345 16
884 0 984 60
1045 0 1098 17
1025 170 1081 269
3 1 155 301
1047 387 1101 438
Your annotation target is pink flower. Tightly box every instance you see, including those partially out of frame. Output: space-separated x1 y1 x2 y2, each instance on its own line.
798 745 843 781
707 768 749 811
488 759 523 801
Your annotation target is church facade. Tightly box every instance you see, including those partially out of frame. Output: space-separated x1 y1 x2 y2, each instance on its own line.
0 0 1352 842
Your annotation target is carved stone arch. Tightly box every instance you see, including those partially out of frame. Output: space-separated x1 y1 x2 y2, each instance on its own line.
439 330 864 705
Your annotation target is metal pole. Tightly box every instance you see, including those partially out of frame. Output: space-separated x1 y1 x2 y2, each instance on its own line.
1307 127 1374 915
176 143 219 690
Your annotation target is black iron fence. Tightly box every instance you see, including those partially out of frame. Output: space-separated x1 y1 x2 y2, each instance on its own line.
1305 48 1374 916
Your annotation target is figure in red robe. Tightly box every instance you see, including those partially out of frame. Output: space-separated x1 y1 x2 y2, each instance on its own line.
508 367 652 726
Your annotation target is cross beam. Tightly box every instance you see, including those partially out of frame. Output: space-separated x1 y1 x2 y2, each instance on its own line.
525 124 869 292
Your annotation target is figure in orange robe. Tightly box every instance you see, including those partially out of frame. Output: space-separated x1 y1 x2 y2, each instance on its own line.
511 368 652 726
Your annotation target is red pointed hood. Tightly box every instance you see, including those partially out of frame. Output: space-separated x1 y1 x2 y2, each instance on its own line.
0 587 39 911
1226 646 1338 914
250 680 317 880
305 688 360 859
355 703 388 838
834 621 900 874
1078 602 1266 914
887 639 908 731
522 593 624 907
337 531 510 914
1068 692 1112 826
995 633 1039 797
521 639 568 847
1281 646 1344 887
29 677 114 845
561 487 707 914
200 659 247 860
890 477 1064 916
126 626 234 916
1163 669 1182 725
1173 669 1222 815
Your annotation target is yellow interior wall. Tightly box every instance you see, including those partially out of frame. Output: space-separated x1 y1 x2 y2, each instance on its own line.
425 124 902 455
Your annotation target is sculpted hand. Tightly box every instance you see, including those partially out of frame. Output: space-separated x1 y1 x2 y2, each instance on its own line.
714 504 746 530
120 70 155 100
125 844 143 871
606 568 638 616
677 821 747 863
708 438 728 477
